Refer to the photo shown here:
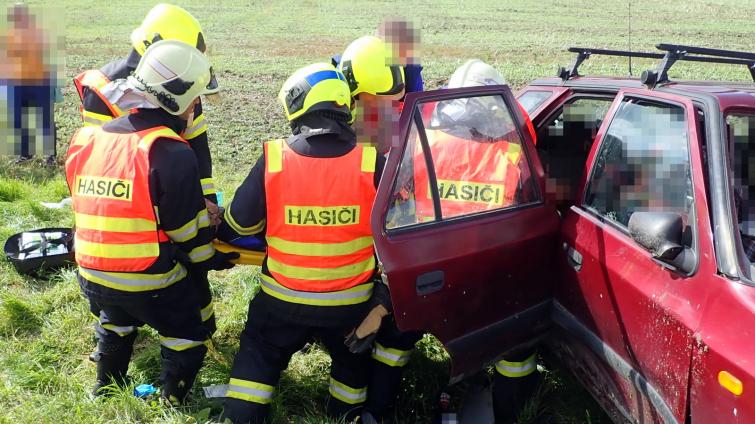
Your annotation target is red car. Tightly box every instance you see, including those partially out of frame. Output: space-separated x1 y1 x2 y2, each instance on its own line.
372 44 755 423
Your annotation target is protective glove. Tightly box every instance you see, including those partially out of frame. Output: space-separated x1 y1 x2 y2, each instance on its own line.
345 280 392 354
192 251 240 272
345 304 389 354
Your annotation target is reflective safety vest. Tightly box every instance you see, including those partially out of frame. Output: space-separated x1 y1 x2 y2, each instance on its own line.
65 125 187 272
73 69 126 126
414 129 522 220
262 139 377 305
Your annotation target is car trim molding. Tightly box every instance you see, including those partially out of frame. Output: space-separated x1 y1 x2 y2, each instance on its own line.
551 301 679 424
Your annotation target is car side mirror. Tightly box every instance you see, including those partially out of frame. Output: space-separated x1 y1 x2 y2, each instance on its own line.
628 211 696 275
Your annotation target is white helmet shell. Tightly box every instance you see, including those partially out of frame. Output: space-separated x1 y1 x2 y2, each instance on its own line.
127 39 218 115
448 59 507 88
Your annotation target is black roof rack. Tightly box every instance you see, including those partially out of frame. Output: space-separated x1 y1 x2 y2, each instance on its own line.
558 44 755 88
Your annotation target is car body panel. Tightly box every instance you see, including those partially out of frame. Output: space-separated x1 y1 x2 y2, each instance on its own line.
554 88 720 422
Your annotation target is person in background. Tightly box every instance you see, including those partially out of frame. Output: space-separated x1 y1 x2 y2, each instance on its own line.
0 3 56 162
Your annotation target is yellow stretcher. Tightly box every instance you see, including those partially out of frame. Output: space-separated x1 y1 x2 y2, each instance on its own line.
212 240 265 266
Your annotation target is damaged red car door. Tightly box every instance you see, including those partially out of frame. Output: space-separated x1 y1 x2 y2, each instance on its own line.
372 85 560 379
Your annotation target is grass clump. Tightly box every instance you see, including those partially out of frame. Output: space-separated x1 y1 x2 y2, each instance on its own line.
0 294 43 336
0 178 24 202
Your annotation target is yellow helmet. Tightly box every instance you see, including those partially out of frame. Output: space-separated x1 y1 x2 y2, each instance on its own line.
338 36 405 98
278 63 352 122
131 4 206 56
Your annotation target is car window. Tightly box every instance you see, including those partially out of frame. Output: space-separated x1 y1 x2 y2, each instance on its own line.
385 95 539 230
518 90 552 114
537 97 613 205
728 114 755 263
583 99 694 243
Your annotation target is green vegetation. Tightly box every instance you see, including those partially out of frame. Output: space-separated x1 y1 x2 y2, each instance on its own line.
2 0 754 422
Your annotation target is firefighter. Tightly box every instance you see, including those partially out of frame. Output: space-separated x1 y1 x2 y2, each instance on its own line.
441 59 541 424
333 34 425 423
72 3 220 336
65 40 237 402
217 62 385 424
331 34 424 423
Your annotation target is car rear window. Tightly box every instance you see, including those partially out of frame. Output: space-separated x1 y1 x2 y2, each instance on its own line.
518 90 552 114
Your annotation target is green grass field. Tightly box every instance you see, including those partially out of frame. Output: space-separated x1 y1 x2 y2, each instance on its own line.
2 0 754 422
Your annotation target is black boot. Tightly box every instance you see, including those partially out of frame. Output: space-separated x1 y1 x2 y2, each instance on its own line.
159 345 207 404
492 372 541 424
90 343 134 396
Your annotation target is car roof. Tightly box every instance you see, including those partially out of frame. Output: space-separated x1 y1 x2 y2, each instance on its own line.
528 77 755 110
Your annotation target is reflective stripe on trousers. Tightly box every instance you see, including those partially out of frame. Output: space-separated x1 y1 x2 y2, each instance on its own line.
328 377 367 405
259 274 372 306
372 342 412 367
225 378 275 404
159 336 207 351
495 353 537 378
78 263 187 292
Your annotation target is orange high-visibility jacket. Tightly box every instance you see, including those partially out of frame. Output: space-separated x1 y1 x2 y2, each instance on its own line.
263 139 377 293
73 69 126 126
65 125 187 272
414 129 523 220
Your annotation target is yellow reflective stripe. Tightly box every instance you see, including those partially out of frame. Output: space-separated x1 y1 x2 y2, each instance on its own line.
266 236 373 257
226 378 275 404
226 202 266 236
328 377 367 404
101 323 136 337
78 263 187 292
74 212 155 233
268 256 375 281
495 354 537 378
371 342 412 367
200 301 214 322
260 274 372 306
160 336 207 351
138 127 184 148
81 110 114 126
164 210 210 243
182 114 207 140
200 178 216 196
505 143 522 165
267 139 283 173
188 242 215 263
361 146 377 172
76 239 156 259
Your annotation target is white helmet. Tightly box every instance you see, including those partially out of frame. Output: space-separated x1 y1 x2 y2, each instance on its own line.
447 59 506 88
127 39 218 115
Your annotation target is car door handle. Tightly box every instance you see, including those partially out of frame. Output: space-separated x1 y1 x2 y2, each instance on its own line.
565 245 583 272
416 270 444 296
